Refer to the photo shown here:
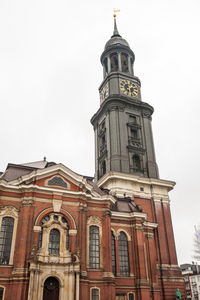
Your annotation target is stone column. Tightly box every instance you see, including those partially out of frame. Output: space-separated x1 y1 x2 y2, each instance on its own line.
68 271 75 300
115 237 120 276
79 205 87 276
103 211 112 273
27 270 34 300
107 56 111 73
134 225 151 300
128 55 132 74
118 52 122 72
76 272 80 300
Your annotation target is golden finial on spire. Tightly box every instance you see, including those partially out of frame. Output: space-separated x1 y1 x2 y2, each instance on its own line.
113 9 120 18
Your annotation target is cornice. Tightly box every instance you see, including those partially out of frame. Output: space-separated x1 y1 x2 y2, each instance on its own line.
111 211 147 220
97 171 175 191
0 182 115 205
91 95 154 126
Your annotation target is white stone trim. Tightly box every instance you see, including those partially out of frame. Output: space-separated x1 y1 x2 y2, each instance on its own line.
116 229 131 241
34 207 77 229
143 221 158 228
97 171 175 190
111 211 147 219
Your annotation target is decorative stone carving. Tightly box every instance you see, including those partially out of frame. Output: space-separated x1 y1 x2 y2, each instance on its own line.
53 199 62 212
87 215 101 226
22 197 34 206
0 205 19 218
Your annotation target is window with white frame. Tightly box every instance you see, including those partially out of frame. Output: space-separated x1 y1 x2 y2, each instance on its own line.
0 206 18 265
91 288 99 300
118 232 130 276
38 213 69 253
0 287 4 300
111 232 116 275
128 293 134 300
89 226 100 269
49 229 60 255
0 217 14 265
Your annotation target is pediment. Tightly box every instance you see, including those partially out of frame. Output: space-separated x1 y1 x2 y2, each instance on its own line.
7 163 103 197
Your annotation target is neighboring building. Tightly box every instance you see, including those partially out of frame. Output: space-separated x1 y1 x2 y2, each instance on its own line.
181 263 200 299
0 16 185 300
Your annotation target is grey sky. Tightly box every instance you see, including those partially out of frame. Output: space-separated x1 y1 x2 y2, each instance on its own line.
0 0 200 264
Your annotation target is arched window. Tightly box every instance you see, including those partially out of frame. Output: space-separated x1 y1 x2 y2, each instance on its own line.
110 53 118 72
89 226 100 269
132 154 141 170
39 214 69 250
49 229 60 255
91 288 99 300
129 293 134 300
0 217 14 265
121 53 128 72
118 232 129 276
111 232 116 275
0 287 4 300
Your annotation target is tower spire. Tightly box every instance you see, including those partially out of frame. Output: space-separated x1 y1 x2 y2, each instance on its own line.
112 10 121 37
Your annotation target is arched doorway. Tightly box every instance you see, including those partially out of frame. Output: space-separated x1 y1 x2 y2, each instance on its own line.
43 277 59 300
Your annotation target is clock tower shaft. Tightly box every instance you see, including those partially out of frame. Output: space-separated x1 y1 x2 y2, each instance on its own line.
91 18 159 181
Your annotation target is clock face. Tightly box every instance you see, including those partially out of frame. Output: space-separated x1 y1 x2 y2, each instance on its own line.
100 83 109 104
120 80 138 98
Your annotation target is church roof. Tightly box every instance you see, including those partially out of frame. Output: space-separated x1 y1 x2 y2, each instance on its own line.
0 159 56 182
111 196 142 213
0 159 93 183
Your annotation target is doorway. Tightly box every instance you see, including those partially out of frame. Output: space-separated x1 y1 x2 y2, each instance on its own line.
43 277 59 300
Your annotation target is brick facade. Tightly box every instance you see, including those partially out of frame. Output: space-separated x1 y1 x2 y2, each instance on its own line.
0 164 186 299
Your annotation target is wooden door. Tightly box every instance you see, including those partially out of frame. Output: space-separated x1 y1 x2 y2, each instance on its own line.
43 277 59 300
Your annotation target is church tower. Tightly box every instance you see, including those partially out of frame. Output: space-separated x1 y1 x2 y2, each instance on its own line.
91 15 159 180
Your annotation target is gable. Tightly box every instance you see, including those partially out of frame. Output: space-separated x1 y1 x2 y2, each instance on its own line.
35 174 80 192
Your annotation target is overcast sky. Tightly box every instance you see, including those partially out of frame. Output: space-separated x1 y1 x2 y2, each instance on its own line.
0 0 200 265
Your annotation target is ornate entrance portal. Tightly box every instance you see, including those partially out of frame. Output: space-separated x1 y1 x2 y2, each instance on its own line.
43 277 59 300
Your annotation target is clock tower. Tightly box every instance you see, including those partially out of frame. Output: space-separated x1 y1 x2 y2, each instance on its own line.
91 16 159 181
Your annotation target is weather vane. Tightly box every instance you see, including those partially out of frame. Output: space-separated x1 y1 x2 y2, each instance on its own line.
113 9 120 18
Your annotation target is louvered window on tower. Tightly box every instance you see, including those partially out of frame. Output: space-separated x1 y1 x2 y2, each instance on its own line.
103 58 108 74
89 226 100 269
110 53 118 72
0 217 14 265
121 53 128 72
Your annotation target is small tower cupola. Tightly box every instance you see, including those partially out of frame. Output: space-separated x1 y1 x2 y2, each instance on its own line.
101 15 135 78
